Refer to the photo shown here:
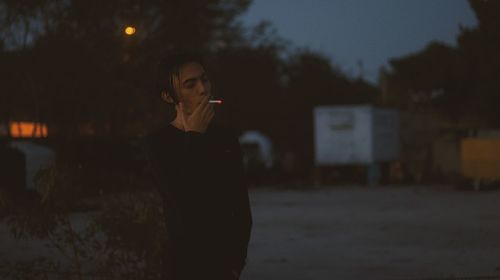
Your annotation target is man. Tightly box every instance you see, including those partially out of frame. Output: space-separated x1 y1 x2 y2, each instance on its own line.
147 53 253 280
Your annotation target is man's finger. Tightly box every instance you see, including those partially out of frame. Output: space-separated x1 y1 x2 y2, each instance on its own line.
197 96 213 117
201 100 214 117
207 109 215 123
191 95 209 115
176 102 188 128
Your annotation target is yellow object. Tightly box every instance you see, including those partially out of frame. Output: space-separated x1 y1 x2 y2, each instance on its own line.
124 26 136 36
9 122 48 138
461 138 500 180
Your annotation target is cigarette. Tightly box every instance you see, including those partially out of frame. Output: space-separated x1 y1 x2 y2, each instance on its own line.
209 99 223 104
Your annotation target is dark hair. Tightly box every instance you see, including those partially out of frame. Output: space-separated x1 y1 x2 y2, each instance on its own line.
156 52 206 104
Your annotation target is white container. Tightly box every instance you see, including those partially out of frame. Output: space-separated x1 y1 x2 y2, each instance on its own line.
239 130 274 168
314 105 399 165
9 141 55 190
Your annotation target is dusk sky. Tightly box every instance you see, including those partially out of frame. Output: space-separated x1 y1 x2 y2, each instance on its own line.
241 0 478 84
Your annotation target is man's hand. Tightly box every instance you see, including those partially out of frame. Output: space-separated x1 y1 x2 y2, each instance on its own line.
177 95 214 134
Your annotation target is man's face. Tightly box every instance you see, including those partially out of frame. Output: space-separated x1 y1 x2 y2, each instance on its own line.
163 62 212 115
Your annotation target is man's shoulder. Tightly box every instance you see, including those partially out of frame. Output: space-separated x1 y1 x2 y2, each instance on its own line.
209 124 241 139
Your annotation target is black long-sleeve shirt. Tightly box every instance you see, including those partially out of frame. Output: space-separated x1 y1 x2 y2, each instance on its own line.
146 123 252 279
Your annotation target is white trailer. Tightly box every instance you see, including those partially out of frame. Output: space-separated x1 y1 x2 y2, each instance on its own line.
313 105 399 184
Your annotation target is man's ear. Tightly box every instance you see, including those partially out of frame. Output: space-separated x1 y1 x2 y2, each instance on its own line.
161 91 175 104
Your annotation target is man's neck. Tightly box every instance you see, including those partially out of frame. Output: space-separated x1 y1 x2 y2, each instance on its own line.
170 117 185 131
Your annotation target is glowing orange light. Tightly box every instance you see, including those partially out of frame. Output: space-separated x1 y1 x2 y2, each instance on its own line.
9 122 48 138
124 26 136 36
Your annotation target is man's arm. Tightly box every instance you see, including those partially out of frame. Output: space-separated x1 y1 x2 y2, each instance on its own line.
230 130 253 274
233 183 252 273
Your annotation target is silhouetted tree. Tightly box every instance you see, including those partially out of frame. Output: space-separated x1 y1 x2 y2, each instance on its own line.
0 0 253 137
210 45 284 134
386 0 500 126
454 0 500 125
387 42 460 113
276 50 378 180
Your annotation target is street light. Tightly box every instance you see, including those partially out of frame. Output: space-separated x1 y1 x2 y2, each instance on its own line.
124 26 136 36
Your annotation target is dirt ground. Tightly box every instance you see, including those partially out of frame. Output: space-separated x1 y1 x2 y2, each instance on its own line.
241 185 500 280
2 185 500 280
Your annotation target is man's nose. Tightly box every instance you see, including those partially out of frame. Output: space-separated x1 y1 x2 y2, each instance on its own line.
198 81 208 95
